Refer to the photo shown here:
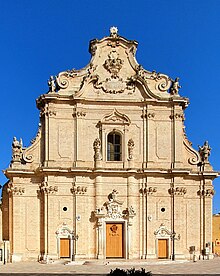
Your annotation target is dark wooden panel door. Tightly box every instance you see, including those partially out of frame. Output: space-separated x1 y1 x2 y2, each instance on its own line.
106 223 123 258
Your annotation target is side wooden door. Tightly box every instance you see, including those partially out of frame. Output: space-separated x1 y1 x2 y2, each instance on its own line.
60 238 70 258
106 223 123 258
158 239 168 258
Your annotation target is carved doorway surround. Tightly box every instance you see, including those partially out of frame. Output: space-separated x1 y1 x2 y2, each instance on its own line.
94 190 136 259
154 223 172 259
55 223 73 259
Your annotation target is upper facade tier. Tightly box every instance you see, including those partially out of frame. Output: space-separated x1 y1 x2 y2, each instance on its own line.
37 27 188 107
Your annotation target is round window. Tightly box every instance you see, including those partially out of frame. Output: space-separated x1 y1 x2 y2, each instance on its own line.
161 207 165 212
63 207 68 211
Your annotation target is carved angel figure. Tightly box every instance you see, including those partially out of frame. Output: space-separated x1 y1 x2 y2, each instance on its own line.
48 76 56 93
199 141 211 163
12 137 22 162
170 77 181 95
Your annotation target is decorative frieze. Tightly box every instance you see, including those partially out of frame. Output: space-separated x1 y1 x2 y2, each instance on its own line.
141 111 155 119
170 113 185 120
168 187 187 196
39 182 58 194
140 187 157 195
40 107 56 117
7 183 25 195
70 185 87 195
72 111 86 118
197 189 215 197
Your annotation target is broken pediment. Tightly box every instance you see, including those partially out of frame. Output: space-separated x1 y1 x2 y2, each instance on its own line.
101 109 131 125
50 27 187 104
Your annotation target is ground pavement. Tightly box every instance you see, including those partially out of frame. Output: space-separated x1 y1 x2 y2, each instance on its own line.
0 257 220 275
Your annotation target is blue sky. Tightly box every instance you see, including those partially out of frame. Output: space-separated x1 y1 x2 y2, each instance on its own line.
1 0 220 212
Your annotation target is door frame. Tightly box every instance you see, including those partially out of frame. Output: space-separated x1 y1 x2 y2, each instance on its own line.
56 223 73 259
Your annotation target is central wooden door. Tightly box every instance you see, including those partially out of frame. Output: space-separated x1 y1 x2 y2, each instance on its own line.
60 238 70 258
106 223 124 258
158 239 168 259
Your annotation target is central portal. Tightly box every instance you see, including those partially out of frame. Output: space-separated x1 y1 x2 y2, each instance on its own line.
106 223 124 258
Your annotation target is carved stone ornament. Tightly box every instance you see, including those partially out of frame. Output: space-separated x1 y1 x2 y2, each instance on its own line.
168 187 187 196
170 77 181 95
55 223 72 238
40 106 56 118
154 223 172 237
93 138 102 161
140 187 157 195
101 109 131 125
12 137 23 162
39 182 58 194
70 184 87 195
93 74 135 94
197 189 215 197
47 75 57 93
104 50 123 78
94 190 136 222
110 26 118 38
72 111 86 118
138 69 172 93
198 141 211 164
128 139 135 160
183 131 201 165
170 113 185 120
7 182 25 195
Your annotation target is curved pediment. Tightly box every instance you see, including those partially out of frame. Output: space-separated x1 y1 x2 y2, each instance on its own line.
51 27 187 106
101 109 131 125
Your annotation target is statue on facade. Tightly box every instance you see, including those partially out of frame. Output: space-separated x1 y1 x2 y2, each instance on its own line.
170 77 181 95
12 137 22 162
47 75 56 93
93 138 102 161
199 141 211 163
128 139 135 160
110 26 118 38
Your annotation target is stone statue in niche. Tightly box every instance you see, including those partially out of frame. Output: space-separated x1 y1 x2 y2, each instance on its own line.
48 76 56 93
12 137 22 162
93 138 102 161
170 77 181 95
199 141 211 163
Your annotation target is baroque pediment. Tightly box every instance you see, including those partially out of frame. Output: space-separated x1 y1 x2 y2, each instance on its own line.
101 109 130 125
50 27 189 104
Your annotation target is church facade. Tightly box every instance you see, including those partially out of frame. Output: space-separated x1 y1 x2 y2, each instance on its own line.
0 28 218 262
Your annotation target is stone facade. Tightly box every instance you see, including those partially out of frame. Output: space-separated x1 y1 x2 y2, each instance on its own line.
1 28 218 262
212 214 220 255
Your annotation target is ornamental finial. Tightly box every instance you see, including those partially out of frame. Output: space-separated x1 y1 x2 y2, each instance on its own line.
110 26 118 37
